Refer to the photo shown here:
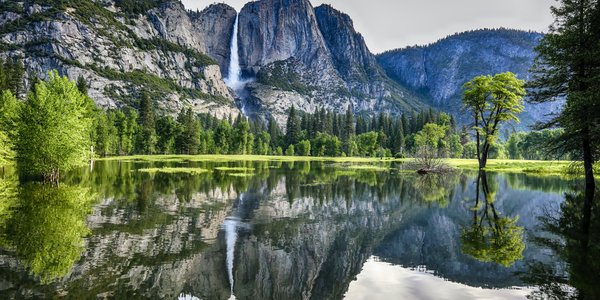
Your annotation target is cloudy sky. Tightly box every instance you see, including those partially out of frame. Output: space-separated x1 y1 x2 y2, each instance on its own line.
182 0 555 53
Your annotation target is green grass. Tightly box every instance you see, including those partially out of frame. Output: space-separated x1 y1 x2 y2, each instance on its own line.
227 173 256 177
214 167 256 172
99 154 399 163
344 165 391 172
98 155 582 175
442 159 571 175
136 167 209 175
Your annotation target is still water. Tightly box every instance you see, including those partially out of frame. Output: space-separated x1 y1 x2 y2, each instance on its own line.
0 159 597 299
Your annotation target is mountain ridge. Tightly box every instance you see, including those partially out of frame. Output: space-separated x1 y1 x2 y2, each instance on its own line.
0 0 556 129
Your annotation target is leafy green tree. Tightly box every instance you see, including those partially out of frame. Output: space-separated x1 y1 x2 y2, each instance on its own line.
414 123 448 168
93 112 118 157
354 132 378 157
296 140 311 156
15 71 93 181
0 90 19 165
463 72 525 168
312 133 341 157
285 144 295 156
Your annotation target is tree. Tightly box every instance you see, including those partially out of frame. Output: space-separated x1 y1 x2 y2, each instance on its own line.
156 115 179 154
233 117 251 154
136 92 157 154
463 72 525 169
285 105 301 147
285 144 295 156
15 71 93 181
0 90 19 165
176 108 200 154
527 0 600 234
296 140 311 156
414 123 448 169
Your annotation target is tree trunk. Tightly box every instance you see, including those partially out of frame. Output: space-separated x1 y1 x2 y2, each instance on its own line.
581 129 595 249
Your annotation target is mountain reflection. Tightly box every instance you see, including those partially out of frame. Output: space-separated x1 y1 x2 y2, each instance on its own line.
0 161 574 299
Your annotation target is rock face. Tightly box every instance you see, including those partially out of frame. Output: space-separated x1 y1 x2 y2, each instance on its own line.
376 29 561 127
0 1 558 128
236 0 424 125
190 3 237 76
0 0 239 118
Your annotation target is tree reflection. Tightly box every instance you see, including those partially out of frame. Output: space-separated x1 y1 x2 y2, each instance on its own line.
460 171 525 267
1 183 94 283
413 173 460 206
524 190 600 299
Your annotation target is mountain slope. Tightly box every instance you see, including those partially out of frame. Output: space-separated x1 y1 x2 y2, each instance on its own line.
0 0 238 118
376 29 561 128
236 0 425 124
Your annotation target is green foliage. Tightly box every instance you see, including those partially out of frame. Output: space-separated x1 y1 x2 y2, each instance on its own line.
135 92 157 154
114 0 165 16
463 72 526 168
285 144 295 156
0 90 19 165
175 108 200 154
296 140 311 156
460 172 525 267
1 183 94 283
16 71 93 180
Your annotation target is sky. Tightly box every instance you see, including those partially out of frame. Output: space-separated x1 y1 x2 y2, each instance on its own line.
182 0 555 53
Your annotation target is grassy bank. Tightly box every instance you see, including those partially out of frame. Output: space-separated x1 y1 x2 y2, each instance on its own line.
97 154 399 163
96 154 580 175
443 159 572 175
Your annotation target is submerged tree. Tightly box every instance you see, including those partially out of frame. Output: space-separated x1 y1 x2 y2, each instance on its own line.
16 71 93 181
463 72 526 169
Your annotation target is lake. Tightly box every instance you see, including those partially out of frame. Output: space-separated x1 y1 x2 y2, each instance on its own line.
0 159 597 299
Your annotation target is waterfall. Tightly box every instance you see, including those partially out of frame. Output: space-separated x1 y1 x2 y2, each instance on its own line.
223 194 248 300
224 218 238 300
224 14 251 116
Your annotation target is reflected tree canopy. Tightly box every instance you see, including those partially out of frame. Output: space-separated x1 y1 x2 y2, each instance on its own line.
461 171 525 267
0 183 94 283
524 190 600 299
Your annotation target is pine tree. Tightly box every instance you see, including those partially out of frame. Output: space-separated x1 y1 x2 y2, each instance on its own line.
136 92 157 154
528 0 600 235
285 105 301 147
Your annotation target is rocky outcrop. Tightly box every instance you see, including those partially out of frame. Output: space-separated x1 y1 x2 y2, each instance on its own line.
190 3 237 76
0 0 239 118
234 0 424 126
376 29 561 127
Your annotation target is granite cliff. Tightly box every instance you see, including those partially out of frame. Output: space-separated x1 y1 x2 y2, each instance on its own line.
376 29 561 127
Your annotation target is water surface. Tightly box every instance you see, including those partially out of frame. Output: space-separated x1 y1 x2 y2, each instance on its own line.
0 159 594 299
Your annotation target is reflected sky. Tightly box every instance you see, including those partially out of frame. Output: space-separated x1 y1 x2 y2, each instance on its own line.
345 257 531 300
